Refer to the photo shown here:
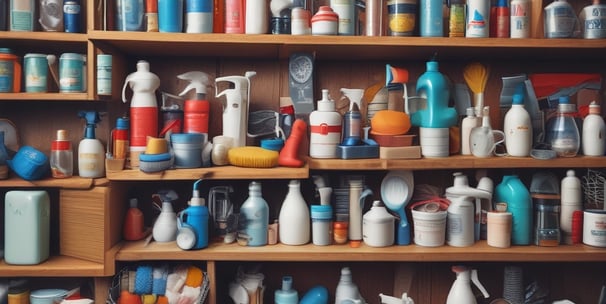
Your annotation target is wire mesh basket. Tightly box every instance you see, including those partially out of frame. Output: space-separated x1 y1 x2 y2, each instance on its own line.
106 263 210 304
582 169 605 210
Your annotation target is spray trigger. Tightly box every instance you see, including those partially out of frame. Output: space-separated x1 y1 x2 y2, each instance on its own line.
178 71 211 98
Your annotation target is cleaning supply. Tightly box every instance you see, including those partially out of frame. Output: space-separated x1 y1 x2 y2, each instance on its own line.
503 93 532 157
178 179 210 249
0 48 21 93
228 146 280 168
123 198 149 241
348 178 373 248
340 88 364 146
77 111 105 178
152 190 179 243
449 0 465 37
582 0 606 39
122 60 160 167
275 276 298 304
145 0 159 31
460 107 479 155
510 0 530 38
544 0 579 38
215 71 256 147
278 118 307 167
465 0 490 37
158 0 184 32
470 106 505 157
494 175 532 245
334 267 365 304
178 71 211 136
159 92 184 136
446 266 489 304
50 129 73 178
185 0 213 33
238 181 269 246
309 89 342 158
245 0 268 33
419 0 443 37
545 96 580 157
560 170 582 244
463 62 489 117
279 180 310 245
494 0 510 37
582 102 605 156
111 116 130 164
330 0 355 35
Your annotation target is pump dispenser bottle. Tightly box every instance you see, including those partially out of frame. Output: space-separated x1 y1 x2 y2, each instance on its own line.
309 89 342 158
77 111 105 178
238 181 269 246
335 267 365 304
582 102 605 156
178 71 211 136
51 129 73 178
504 94 532 157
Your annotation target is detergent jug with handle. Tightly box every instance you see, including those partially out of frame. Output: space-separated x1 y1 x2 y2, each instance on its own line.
494 175 532 245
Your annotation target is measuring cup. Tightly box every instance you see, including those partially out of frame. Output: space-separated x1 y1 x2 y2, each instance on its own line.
0 48 21 93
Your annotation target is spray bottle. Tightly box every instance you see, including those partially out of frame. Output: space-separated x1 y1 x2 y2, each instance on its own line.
178 179 210 249
77 111 105 178
446 266 489 304
178 71 211 136
122 60 160 167
340 88 364 146
215 71 256 147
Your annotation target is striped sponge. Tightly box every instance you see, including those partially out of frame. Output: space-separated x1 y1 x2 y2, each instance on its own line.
134 265 153 294
227 146 279 168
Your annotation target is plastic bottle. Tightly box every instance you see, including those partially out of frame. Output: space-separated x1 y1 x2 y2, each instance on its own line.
581 0 606 39
466 0 490 37
123 198 148 241
245 0 268 34
77 111 105 178
279 180 310 245
158 0 184 32
419 0 443 37
330 0 355 35
460 107 480 155
152 191 179 242
50 129 73 178
122 60 160 167
224 0 245 33
275 276 298 304
178 71 211 136
412 61 457 128
446 266 490 304
238 181 269 246
494 0 510 37
510 0 530 38
582 102 606 156
340 88 364 146
334 267 365 304
115 0 145 31
494 175 532 245
215 71 256 148
112 117 130 160
186 0 213 33
560 170 582 245
545 96 580 157
179 179 210 249
309 89 342 158
503 94 532 157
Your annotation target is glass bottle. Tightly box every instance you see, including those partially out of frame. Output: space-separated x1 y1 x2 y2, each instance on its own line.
545 96 580 157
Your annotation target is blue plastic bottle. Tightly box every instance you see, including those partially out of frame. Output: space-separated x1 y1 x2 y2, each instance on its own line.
419 0 444 36
494 175 532 245
238 181 269 246
412 61 458 128
158 0 184 32
180 179 210 249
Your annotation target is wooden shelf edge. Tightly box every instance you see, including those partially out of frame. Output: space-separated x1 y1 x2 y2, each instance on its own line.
0 176 94 189
0 31 88 42
0 93 91 101
115 240 606 262
0 255 106 277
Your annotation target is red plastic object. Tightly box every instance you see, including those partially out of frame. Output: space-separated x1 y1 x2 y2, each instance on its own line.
528 73 602 99
279 119 307 167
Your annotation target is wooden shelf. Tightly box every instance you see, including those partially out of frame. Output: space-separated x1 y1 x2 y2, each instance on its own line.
0 176 94 189
0 93 90 101
309 155 606 171
0 255 106 277
0 32 88 54
106 164 309 181
116 239 606 262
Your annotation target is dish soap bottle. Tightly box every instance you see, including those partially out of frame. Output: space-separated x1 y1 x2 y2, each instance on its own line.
279 180 310 245
545 96 580 157
238 181 269 246
77 111 105 178
179 179 210 249
582 101 605 156
503 93 532 157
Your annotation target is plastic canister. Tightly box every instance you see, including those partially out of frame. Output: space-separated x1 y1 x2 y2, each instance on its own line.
544 0 578 38
158 0 184 32
0 48 21 93
4 190 50 265
582 0 606 39
311 205 333 246
23 53 50 93
9 0 35 31
583 209 606 247
412 202 447 247
171 133 203 168
179 204 209 249
486 211 512 248
362 200 395 247
59 53 86 93
96 54 112 95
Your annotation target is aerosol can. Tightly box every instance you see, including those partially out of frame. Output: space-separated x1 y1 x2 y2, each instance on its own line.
178 71 212 136
446 266 489 304
215 71 256 147
77 111 105 178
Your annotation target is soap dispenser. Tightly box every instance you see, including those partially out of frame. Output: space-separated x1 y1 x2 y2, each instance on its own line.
309 89 342 158
275 276 298 304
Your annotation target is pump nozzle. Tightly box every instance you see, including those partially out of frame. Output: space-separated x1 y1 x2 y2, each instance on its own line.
78 111 102 139
178 71 211 99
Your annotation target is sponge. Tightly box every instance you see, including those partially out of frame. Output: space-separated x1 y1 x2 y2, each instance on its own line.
227 146 279 168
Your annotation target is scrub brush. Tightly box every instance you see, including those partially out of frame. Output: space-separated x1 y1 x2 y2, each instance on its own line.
227 146 279 168
463 62 490 117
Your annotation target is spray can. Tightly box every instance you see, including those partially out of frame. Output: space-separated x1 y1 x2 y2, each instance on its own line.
158 0 184 32
224 0 244 33
186 0 213 33
582 102 606 156
178 179 210 249
510 0 530 38
466 0 490 37
309 89 342 158
178 71 211 136
215 71 256 147
50 129 73 178
419 0 443 36
63 0 81 33
238 181 269 246
494 0 509 37
77 111 105 178
122 60 160 167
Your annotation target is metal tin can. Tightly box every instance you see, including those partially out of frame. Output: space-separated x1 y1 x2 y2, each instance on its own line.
96 54 112 95
63 0 81 33
59 53 85 92
583 3 606 39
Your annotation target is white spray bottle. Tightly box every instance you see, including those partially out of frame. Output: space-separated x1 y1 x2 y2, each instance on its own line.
446 266 489 304
77 111 105 178
215 71 257 147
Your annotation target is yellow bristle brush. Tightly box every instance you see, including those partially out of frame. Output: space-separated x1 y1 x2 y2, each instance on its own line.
227 146 279 168
463 62 490 117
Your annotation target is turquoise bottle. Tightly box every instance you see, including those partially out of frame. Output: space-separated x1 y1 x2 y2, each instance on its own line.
412 61 458 128
238 181 269 246
494 175 532 245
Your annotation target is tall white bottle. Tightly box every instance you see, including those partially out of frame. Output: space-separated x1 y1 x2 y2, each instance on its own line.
279 180 310 245
245 0 268 34
560 169 582 244
77 111 105 178
582 102 606 156
309 89 342 158
335 267 365 304
503 94 532 157
460 107 480 155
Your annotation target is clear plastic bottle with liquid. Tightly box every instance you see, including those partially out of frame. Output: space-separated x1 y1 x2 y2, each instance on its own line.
545 96 580 157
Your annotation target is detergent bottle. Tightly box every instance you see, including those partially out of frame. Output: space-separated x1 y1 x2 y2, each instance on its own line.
494 175 532 245
582 102 606 156
122 60 160 167
309 89 342 158
412 60 458 158
446 266 490 304
503 93 532 157
178 71 211 136
340 88 364 146
215 71 257 147
334 267 365 304
178 179 210 249
238 181 269 246
77 111 105 178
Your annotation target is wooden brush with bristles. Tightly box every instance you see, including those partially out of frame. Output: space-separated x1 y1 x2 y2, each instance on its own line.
463 62 490 117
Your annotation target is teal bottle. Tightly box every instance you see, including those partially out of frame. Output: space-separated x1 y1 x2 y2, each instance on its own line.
413 61 458 128
494 175 532 245
238 181 269 246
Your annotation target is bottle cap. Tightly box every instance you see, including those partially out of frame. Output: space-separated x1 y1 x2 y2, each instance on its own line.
52 130 71 150
57 129 69 141
588 102 601 115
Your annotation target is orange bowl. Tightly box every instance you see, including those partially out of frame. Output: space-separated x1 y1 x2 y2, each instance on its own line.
370 110 411 135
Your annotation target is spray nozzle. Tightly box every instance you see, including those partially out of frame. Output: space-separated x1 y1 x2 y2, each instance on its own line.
78 111 103 139
178 71 212 98
340 88 364 111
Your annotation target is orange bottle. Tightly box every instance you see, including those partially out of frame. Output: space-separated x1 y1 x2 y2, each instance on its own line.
123 198 148 241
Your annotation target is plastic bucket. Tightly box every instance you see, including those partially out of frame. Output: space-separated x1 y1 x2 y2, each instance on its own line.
412 208 447 247
419 127 449 158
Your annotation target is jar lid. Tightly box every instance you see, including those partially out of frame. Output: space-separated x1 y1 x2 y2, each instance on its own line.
311 205 333 219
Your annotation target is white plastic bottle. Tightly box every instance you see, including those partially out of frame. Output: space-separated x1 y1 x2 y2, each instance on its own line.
309 89 342 158
466 0 490 37
503 94 532 157
330 0 355 35
335 267 365 304
460 107 480 155
245 0 268 34
77 111 105 178
582 102 606 156
279 180 310 245
560 169 582 244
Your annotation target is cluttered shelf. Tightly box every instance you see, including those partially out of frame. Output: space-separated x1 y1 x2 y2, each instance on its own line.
0 255 106 277
115 239 606 262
